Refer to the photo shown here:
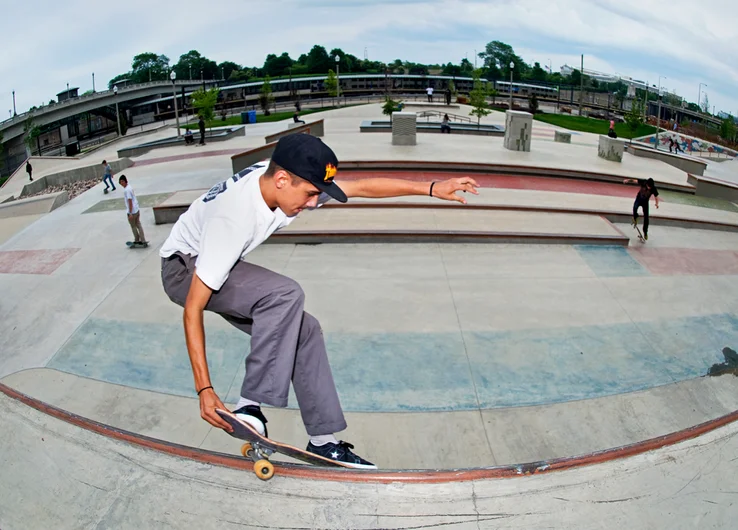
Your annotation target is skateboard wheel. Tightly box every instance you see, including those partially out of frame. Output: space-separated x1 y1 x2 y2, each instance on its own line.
241 443 255 459
254 459 274 481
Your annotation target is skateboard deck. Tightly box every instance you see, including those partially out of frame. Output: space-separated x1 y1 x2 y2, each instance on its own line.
126 241 149 248
634 225 646 243
216 408 353 480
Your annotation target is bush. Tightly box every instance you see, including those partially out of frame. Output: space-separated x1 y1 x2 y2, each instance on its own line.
456 95 469 104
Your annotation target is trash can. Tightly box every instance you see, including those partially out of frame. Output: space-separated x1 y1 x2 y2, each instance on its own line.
248 110 257 124
65 141 80 157
240 111 249 124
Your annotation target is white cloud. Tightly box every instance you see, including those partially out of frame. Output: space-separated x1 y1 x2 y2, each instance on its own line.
1 0 736 115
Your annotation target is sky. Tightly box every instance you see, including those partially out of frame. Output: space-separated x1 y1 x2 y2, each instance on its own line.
1 0 736 118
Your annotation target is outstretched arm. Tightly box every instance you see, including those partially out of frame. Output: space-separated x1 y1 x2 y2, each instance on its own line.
338 176 480 204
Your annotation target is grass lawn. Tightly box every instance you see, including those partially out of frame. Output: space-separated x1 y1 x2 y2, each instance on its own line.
183 106 344 129
534 113 658 139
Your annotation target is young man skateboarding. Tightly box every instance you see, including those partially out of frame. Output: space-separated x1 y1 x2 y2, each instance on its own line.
160 134 478 468
624 177 660 240
119 175 147 247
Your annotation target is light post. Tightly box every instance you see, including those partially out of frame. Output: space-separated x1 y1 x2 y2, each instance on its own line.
698 83 707 112
656 75 666 149
12 90 16 116
113 85 122 137
92 72 96 93
335 55 340 106
170 71 181 137
509 61 514 110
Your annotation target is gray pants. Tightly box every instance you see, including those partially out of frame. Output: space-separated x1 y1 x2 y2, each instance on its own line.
160 252 346 436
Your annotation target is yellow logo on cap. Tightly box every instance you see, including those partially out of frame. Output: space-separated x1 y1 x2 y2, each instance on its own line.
324 163 337 183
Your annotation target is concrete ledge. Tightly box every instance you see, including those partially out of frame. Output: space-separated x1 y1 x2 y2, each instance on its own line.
264 119 324 144
687 174 738 202
117 126 245 158
504 110 533 152
230 142 277 175
598 135 625 162
400 101 460 109
554 131 572 143
626 144 708 176
266 230 628 246
360 120 504 136
19 159 133 199
0 191 69 219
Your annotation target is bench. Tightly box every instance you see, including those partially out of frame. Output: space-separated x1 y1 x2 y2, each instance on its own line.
231 142 278 175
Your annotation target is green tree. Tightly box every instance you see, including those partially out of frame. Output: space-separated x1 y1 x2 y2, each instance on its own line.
382 96 401 122
468 69 491 126
131 52 170 83
219 61 242 80
259 77 274 116
190 87 220 123
528 62 547 82
263 52 295 77
701 93 710 114
23 118 41 155
479 40 527 80
624 98 644 143
720 117 736 142
174 50 218 81
306 45 332 73
324 69 339 105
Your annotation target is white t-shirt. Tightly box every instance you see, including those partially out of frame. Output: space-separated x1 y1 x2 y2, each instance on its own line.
124 186 139 214
159 160 331 291
426 87 433 95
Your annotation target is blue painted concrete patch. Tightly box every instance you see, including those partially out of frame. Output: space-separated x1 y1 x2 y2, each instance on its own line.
48 313 735 413
575 245 649 278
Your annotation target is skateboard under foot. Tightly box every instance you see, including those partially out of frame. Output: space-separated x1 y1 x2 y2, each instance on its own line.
126 241 149 248
632 219 646 243
216 408 354 481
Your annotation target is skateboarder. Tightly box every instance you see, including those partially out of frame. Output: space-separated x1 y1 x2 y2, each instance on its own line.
119 175 146 246
102 160 116 192
159 134 479 469
624 177 660 240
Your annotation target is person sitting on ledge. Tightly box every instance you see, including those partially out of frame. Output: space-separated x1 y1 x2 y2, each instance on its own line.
184 129 195 145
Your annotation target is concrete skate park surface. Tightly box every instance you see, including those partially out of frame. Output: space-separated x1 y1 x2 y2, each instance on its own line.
1 103 738 528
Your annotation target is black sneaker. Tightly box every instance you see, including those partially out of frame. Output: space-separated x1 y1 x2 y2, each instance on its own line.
306 441 377 469
233 405 268 438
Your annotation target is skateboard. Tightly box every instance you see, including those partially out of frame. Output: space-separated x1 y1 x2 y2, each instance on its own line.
216 408 353 481
631 219 646 243
126 241 149 248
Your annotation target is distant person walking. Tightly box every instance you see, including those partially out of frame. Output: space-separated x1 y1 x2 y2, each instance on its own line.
607 120 617 138
426 86 433 103
119 175 147 246
26 160 33 181
102 160 116 193
198 116 206 146
445 87 451 106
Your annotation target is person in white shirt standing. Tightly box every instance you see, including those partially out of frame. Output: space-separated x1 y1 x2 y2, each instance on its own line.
159 134 478 468
426 85 434 103
119 175 147 248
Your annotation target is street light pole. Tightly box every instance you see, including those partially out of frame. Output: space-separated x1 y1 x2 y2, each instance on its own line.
92 72 96 93
335 55 340 106
698 83 707 112
171 71 181 137
656 75 666 149
12 90 16 116
113 85 122 137
509 61 514 109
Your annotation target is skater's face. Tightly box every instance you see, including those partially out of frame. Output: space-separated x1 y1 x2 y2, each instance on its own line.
274 170 321 216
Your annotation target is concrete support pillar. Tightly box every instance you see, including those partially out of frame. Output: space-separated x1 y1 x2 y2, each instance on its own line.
598 135 624 162
504 110 533 152
391 112 417 146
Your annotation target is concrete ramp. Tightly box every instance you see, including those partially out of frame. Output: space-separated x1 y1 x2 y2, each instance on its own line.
1 384 736 529
0 191 68 219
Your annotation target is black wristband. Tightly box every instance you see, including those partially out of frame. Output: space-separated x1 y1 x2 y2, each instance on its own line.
197 385 213 396
429 181 437 197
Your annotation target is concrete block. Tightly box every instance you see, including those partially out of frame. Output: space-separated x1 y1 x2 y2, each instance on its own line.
391 112 417 146
503 110 533 152
554 131 572 143
598 135 624 162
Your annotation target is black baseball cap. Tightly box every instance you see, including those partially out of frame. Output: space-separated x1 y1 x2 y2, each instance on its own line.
271 134 347 203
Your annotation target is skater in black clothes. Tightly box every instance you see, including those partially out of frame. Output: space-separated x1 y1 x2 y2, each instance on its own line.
624 177 660 240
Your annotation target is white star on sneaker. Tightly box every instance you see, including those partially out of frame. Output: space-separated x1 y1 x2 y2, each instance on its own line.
331 451 339 459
